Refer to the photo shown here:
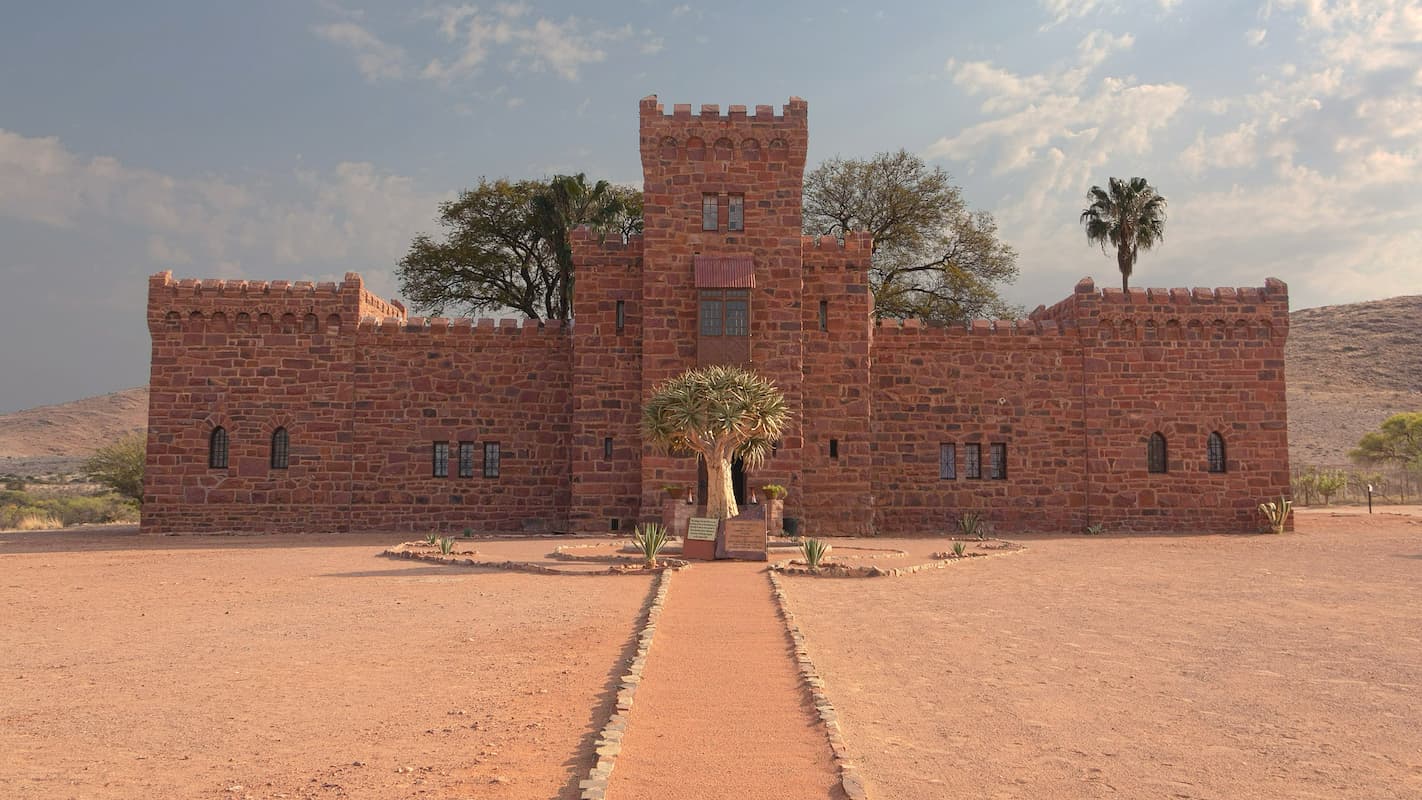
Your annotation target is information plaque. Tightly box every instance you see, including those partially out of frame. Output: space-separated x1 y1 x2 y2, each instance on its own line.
686 517 719 542
722 517 767 560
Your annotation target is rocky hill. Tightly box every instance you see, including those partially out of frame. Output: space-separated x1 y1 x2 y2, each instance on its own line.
0 296 1417 477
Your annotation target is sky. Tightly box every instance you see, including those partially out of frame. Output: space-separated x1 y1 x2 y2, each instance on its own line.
2 0 1419 412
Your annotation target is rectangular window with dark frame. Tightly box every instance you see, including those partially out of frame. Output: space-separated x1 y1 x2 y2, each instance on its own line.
829 438 839 459
989 443 1007 480
615 300 625 332
939 443 956 480
604 437 613 459
433 442 449 478
483 441 501 478
458 441 475 478
699 289 749 337
818 300 828 332
965 443 982 479
728 194 744 231
702 194 718 230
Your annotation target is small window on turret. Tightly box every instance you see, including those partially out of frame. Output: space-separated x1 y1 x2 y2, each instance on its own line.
728 195 744 231
702 194 718 230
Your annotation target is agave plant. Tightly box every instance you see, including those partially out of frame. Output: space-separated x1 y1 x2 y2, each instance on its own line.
951 540 967 557
958 511 986 540
1084 523 1105 536
632 522 669 567
801 538 831 570
424 531 439 545
437 536 455 555
1258 496 1293 534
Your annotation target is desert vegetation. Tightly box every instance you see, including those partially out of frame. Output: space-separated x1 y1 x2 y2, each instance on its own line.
0 481 138 530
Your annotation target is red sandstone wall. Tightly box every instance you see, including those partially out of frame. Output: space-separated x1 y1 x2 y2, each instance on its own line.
635 96 810 517
871 318 1088 535
569 232 645 533
800 234 875 536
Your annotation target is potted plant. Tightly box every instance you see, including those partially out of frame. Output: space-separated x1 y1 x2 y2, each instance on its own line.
663 484 688 501
761 484 787 501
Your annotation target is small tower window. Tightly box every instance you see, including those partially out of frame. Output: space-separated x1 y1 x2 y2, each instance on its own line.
1148 433 1168 474
615 300 626 332
433 442 450 478
702 194 718 230
818 300 828 332
1207 432 1226 473
989 443 1007 480
604 437 614 459
829 438 839 459
939 443 956 480
270 427 289 470
458 441 475 478
965 443 982 479
209 427 229 469
483 442 501 478
728 195 744 231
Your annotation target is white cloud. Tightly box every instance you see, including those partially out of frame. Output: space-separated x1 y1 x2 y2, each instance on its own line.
1179 121 1260 174
417 5 628 83
1039 0 1106 29
1246 27 1267 46
312 22 408 82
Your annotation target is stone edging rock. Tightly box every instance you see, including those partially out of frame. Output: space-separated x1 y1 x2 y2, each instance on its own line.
579 568 673 800
380 544 688 575
769 540 1024 578
767 570 870 800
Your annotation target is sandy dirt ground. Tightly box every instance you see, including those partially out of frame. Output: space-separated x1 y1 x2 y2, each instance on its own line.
608 562 844 800
0 531 653 799
782 510 1422 800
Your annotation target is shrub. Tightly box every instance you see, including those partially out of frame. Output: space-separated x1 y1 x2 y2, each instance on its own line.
437 536 455 555
801 538 831 569
83 432 146 504
462 528 473 538
958 511 986 540
1084 523 1105 535
0 492 138 530
1258 496 1292 534
424 532 439 545
951 540 967 557
1314 470 1347 506
632 522 669 567
760 484 788 500
15 513 63 531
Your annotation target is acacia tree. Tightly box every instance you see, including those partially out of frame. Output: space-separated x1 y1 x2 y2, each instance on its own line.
641 366 791 520
802 149 1020 323
397 174 641 321
1351 412 1422 474
84 432 146 504
1080 177 1168 291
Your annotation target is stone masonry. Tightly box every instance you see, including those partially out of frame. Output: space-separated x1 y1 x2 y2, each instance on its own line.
143 95 1291 535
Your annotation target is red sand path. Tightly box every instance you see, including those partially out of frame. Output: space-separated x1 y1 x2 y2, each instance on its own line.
607 562 844 799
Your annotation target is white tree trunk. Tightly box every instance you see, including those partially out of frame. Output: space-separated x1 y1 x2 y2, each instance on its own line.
705 457 739 520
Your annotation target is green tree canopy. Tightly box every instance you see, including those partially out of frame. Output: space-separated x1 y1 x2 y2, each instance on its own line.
1350 412 1422 474
397 173 641 321
1080 176 1168 292
802 149 1021 323
84 432 146 504
641 366 791 520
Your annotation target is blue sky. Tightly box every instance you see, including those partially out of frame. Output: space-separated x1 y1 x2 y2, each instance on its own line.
2 0 1419 412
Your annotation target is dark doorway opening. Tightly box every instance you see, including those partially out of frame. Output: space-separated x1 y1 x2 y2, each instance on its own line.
732 457 747 506
696 457 707 508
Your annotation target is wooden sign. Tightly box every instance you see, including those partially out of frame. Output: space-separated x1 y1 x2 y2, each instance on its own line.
722 517 767 560
686 517 719 542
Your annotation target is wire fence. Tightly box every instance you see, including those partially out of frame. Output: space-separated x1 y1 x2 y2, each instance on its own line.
1290 462 1421 506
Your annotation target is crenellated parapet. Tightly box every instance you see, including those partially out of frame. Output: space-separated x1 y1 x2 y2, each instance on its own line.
148 270 405 336
801 232 873 267
638 94 808 170
354 316 570 350
1029 276 1290 343
872 316 1076 349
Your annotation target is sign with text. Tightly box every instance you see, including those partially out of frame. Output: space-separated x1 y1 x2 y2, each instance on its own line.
723 517 767 558
686 517 719 542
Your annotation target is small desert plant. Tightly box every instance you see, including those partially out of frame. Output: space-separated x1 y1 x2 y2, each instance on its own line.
958 511 986 540
1314 470 1347 506
801 538 831 569
437 536 455 555
15 513 63 531
760 484 787 500
1084 523 1105 536
461 527 472 538
951 540 967 557
423 531 439 545
1258 496 1292 534
632 522 669 567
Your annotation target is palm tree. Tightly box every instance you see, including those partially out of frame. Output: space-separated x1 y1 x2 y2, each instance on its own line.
1080 177 1167 291
530 173 642 319
641 366 791 520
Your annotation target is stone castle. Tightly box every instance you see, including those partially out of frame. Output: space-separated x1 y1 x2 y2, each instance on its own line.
143 95 1291 536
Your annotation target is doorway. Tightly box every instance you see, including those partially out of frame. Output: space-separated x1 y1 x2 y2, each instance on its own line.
695 456 749 508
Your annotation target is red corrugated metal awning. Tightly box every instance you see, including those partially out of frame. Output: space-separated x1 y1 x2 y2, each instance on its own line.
693 255 755 288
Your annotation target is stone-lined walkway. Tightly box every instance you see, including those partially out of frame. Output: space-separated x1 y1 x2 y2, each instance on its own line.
606 562 845 799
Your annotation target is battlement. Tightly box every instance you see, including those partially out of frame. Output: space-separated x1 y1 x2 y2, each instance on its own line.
355 315 572 348
801 232 873 255
639 94 808 168
638 94 807 123
147 271 405 335
569 229 645 253
874 316 1073 341
1032 276 1290 328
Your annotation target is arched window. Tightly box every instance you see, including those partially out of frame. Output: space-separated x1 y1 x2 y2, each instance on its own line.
209 427 229 469
1207 432 1226 473
1147 432 1167 474
271 427 290 470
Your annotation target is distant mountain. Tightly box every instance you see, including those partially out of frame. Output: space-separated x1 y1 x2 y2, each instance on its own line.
1286 295 1422 468
1 297 1417 477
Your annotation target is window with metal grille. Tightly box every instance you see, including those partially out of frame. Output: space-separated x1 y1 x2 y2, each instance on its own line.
728 195 744 231
989 443 1007 480
1148 433 1167 474
270 427 289 470
458 441 475 478
965 443 982 479
939 443 956 480
698 289 748 337
1207 432 1226 473
702 194 718 230
433 442 449 478
483 442 501 478
209 427 228 469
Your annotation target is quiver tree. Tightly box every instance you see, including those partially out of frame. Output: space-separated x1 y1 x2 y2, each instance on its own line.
641 366 791 520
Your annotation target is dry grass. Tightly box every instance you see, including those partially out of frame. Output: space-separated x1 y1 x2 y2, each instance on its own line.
12 513 62 531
